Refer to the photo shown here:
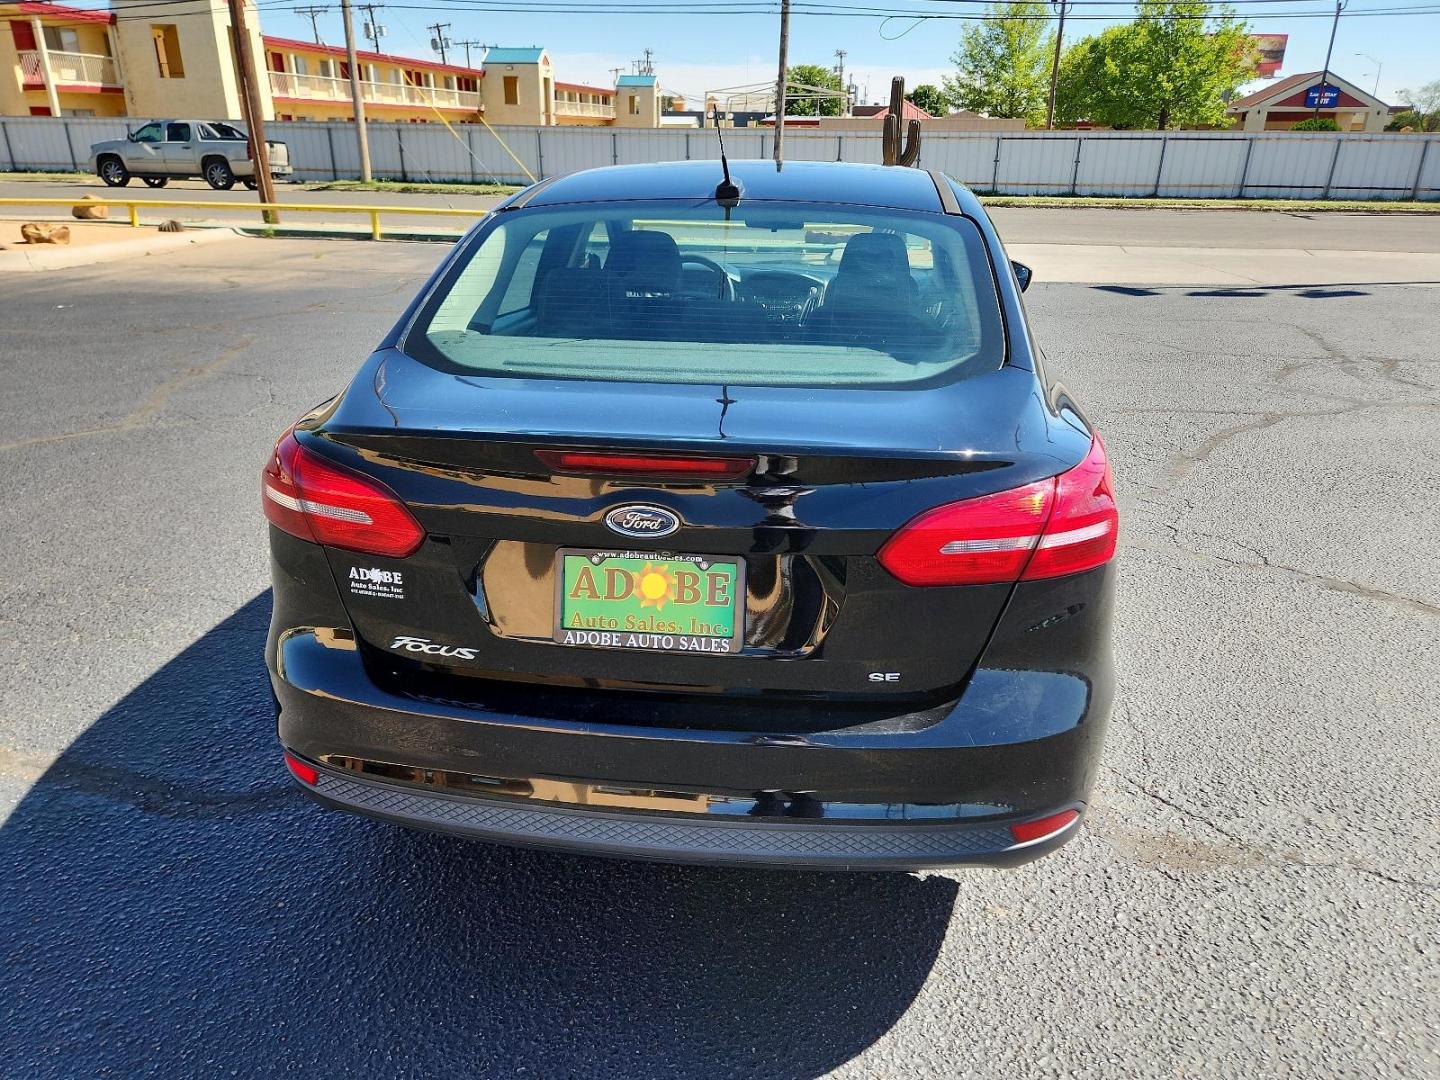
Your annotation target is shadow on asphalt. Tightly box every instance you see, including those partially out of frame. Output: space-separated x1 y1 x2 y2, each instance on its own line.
0 593 956 1079
1088 282 1431 299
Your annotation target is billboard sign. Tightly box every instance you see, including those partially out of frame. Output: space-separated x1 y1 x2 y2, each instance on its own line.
1252 34 1288 78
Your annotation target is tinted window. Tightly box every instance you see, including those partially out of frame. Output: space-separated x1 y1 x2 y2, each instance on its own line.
166 123 191 142
409 201 1003 389
202 122 248 140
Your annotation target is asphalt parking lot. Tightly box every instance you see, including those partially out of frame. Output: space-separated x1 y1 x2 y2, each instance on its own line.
1 225 1436 1078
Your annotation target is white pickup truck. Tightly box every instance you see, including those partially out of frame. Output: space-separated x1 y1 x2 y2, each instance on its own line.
88 120 292 191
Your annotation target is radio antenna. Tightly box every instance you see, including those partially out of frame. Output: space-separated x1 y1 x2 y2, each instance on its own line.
714 124 740 209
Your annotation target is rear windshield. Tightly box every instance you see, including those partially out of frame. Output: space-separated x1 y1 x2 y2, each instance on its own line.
406 200 1004 389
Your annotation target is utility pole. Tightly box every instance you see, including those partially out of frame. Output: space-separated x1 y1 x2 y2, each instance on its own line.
1045 0 1071 130
773 0 790 164
1315 0 1347 116
295 5 329 44
225 0 277 223
455 39 484 68
834 47 847 115
359 3 384 52
428 22 451 64
340 0 371 182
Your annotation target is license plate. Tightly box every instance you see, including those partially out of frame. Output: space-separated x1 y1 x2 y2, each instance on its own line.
553 549 744 655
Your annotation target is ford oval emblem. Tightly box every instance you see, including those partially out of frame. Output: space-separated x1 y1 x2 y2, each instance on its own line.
605 504 680 539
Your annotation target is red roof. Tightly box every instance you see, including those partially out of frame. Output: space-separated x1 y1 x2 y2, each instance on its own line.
1227 70 1384 111
12 2 114 24
261 35 483 78
555 81 613 96
853 100 933 121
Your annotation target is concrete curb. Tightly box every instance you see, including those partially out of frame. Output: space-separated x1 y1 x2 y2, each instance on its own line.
0 225 241 272
231 224 464 243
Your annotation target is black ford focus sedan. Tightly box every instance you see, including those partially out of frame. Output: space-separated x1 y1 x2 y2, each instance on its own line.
264 160 1117 870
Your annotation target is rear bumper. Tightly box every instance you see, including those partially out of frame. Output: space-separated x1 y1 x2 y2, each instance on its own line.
292 753 1083 870
270 622 1110 870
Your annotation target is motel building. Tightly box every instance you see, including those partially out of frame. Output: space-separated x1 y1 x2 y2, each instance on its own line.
1 0 657 126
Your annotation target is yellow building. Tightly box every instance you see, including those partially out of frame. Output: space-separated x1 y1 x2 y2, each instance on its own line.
0 1 125 117
265 36 482 123
3 1 643 126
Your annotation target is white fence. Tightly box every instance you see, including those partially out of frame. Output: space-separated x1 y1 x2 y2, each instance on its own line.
2 115 1436 200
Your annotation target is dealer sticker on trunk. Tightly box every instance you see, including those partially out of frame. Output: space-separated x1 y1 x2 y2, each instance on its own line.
554 549 745 655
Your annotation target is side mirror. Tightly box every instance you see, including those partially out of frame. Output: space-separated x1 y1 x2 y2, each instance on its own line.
1011 261 1033 292
126 132 136 143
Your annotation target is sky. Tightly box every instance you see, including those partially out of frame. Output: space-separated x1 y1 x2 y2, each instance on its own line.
252 1 1439 108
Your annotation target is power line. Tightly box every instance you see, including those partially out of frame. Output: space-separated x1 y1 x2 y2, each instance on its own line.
103 0 1440 22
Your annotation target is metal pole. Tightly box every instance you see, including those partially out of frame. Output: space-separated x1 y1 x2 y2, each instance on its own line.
1353 54 1381 97
341 0 372 182
1315 0 1346 118
1412 137 1434 200
1152 135 1168 197
1045 1 1069 131
773 0 790 164
62 122 78 170
226 0 278 223
1322 137 1343 198
1237 135 1256 198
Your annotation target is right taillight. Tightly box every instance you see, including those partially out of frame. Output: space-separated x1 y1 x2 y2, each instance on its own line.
262 430 425 558
877 436 1117 586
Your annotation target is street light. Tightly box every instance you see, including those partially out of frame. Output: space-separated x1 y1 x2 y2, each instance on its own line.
1354 52 1382 96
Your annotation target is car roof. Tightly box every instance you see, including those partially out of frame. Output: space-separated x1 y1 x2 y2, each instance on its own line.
516 160 966 214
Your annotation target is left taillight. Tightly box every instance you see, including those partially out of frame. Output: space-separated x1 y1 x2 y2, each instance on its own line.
261 430 424 558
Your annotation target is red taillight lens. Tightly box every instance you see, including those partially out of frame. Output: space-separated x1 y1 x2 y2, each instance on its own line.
536 450 754 481
1021 436 1118 581
1009 808 1080 845
877 479 1055 586
877 436 1118 587
284 752 318 786
262 430 424 558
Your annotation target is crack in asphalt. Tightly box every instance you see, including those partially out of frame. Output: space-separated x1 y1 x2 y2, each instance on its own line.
1105 769 1437 893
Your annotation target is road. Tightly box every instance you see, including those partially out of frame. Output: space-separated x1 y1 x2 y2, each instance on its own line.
0 234 1437 1078
4 174 1440 250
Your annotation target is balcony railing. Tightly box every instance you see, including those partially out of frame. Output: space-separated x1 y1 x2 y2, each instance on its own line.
19 50 120 88
269 71 480 111
555 100 616 118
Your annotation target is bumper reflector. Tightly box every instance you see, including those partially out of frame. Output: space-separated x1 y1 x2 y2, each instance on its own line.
284 753 319 786
1008 808 1080 846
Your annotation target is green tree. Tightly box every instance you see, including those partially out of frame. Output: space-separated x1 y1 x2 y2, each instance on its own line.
1056 1 1255 129
906 83 949 116
942 2 1055 124
1292 116 1339 131
1388 80 1440 131
785 64 845 117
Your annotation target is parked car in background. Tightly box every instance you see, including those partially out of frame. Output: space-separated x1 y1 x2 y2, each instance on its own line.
264 160 1118 871
88 120 291 191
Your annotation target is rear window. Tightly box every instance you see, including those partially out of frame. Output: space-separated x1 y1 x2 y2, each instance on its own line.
407 200 1004 389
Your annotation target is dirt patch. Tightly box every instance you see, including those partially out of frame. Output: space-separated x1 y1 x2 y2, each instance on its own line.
0 219 160 251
